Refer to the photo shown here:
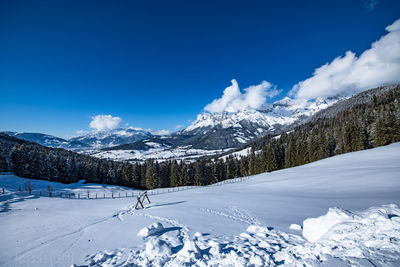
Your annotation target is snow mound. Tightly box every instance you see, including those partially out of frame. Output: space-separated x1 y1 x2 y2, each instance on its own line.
87 204 400 266
278 204 400 265
145 238 171 259
138 222 164 238
176 239 202 259
303 207 354 242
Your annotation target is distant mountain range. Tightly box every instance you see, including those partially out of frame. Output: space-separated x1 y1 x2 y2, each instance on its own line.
1 96 340 161
2 84 398 162
69 127 153 149
90 96 340 161
2 132 91 150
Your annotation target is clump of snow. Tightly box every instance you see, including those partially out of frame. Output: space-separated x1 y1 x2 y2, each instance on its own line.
138 222 164 238
302 207 353 242
145 238 171 259
176 239 202 259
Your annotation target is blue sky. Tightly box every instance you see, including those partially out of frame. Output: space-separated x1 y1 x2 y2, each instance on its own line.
1 0 399 138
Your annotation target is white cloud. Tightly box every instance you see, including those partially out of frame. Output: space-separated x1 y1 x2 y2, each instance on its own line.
204 79 280 113
175 124 184 130
89 115 122 131
290 18 400 100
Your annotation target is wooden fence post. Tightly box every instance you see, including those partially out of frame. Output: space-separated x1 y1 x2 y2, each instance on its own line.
119 193 120 198
135 196 144 209
104 193 105 199
142 191 151 204
78 194 80 199
96 193 97 199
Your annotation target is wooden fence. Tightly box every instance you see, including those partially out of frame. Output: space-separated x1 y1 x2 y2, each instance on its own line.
1 176 251 200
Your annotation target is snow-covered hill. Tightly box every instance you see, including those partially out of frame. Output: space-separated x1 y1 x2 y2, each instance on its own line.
1 143 399 266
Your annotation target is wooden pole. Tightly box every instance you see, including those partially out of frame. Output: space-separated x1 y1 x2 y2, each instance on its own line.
135 196 144 209
142 191 151 204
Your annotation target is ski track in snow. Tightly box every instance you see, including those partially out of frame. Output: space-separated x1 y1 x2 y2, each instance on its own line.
6 212 119 266
200 206 263 226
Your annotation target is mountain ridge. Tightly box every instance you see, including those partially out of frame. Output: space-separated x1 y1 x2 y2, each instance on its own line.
4 84 398 162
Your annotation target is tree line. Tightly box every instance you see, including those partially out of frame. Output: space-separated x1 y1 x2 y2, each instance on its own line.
0 85 399 189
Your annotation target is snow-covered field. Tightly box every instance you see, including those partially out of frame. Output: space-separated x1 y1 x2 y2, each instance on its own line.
92 146 233 162
1 143 399 266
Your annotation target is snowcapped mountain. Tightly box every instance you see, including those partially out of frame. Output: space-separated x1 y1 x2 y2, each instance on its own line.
69 127 153 149
178 96 338 146
2 132 90 150
94 96 340 162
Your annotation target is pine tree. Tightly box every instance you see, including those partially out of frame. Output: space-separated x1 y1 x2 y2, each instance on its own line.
145 159 156 189
249 149 256 175
179 161 189 186
159 162 171 187
170 160 179 187
264 145 277 172
193 161 202 186
239 156 248 176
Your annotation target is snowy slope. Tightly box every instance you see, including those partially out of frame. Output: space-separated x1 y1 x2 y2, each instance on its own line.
0 143 399 266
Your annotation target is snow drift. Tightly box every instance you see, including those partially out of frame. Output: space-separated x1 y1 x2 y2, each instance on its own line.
87 204 400 266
